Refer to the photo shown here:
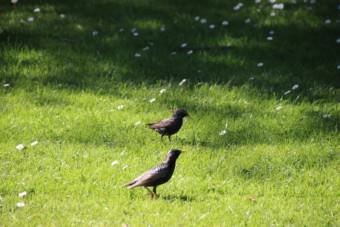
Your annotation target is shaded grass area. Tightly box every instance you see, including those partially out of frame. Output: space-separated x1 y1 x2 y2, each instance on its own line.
0 0 340 226
1 0 339 91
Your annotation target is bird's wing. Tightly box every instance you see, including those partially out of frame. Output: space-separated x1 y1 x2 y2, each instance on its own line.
149 118 175 130
126 165 168 188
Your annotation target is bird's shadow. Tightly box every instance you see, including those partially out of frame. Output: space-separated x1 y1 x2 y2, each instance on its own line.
161 194 194 202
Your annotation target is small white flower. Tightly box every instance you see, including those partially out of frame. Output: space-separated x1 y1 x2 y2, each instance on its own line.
187 50 193 55
33 8 40 13
117 105 125 110
233 3 244 11
119 28 125 32
160 26 166 32
16 202 25 208
31 140 38 147
244 18 251 24
269 0 276 3
59 14 66 19
322 114 331 119
170 51 177 55
122 164 129 170
255 0 261 3
267 36 273 41
131 28 137 33
310 0 316 4
249 76 255 80
134 121 142 126
275 105 283 111
284 90 291 95
180 43 187 48
270 12 276 17
111 160 119 166
18 191 27 198
132 32 139 37
142 46 150 51
337 65 340 70
336 38 340 44
179 79 187 86
292 84 299 90
222 20 229 26
209 24 215 29
149 98 156 103
219 130 227 136
200 18 207 24
324 19 331 24
194 16 200 21
134 53 141 58
76 24 83 30
16 144 25 151
3 83 10 87
257 62 264 67
159 88 167 94
272 3 284 10
269 30 275 35
11 0 18 3
27 17 34 22
92 30 98 36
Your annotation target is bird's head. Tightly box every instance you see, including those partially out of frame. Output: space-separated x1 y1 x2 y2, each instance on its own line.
173 109 189 118
165 149 182 163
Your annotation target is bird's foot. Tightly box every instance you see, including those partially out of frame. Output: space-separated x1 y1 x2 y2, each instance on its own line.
151 193 159 200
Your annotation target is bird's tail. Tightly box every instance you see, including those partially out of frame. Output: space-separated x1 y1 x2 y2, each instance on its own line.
146 123 155 129
123 180 138 189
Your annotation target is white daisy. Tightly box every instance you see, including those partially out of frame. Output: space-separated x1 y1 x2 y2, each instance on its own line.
179 79 187 86
292 84 299 90
16 202 25 208
222 20 229 26
257 62 264 67
16 144 25 151
117 105 125 110
111 160 119 166
149 98 156 103
31 141 39 147
18 191 27 198
219 130 227 136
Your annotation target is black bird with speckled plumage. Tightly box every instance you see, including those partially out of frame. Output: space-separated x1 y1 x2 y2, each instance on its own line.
147 109 189 141
124 149 182 198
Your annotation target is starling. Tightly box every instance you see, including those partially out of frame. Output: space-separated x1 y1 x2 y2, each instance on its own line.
147 109 189 141
124 149 182 198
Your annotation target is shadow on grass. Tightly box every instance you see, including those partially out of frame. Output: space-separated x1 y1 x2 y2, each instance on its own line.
1 0 339 95
161 194 194 202
1 0 339 147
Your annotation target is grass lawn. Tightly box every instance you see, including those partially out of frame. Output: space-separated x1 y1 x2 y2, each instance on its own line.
1 0 339 226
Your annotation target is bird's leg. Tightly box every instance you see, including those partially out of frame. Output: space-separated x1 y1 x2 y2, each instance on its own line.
152 186 159 199
168 135 171 142
144 187 154 198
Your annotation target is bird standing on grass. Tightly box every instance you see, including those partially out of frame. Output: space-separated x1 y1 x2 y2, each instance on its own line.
124 149 182 198
147 109 189 141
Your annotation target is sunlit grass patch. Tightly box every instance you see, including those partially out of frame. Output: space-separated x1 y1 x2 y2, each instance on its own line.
0 0 339 226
